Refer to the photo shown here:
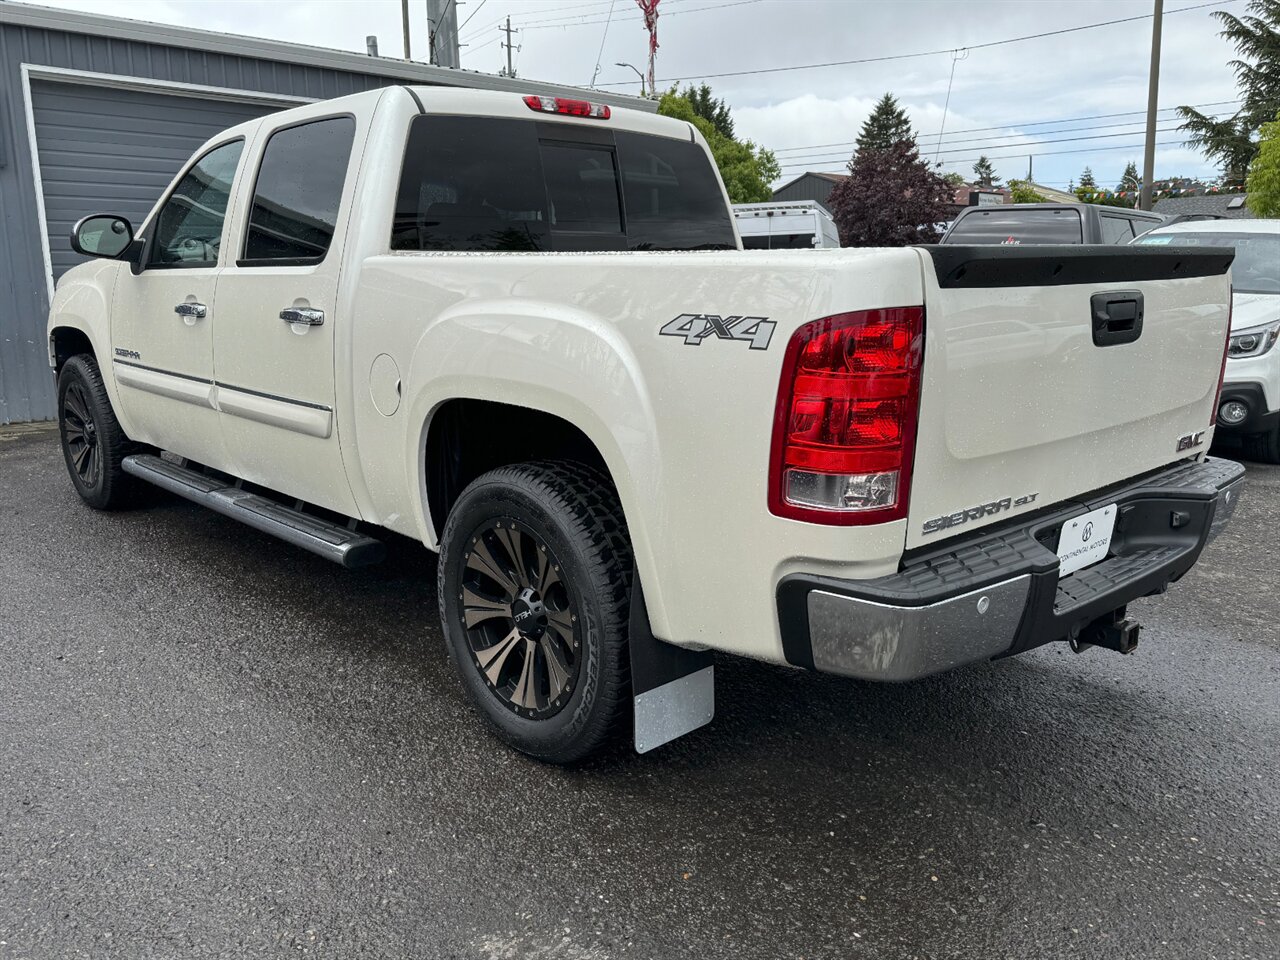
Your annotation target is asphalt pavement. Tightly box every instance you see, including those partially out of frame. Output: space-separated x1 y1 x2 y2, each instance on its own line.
1 423 1277 960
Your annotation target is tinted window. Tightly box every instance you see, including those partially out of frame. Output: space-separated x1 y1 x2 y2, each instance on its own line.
944 208 1083 245
1135 231 1280 294
742 234 816 250
149 140 243 267
392 116 736 253
243 117 355 263
615 131 736 250
1100 216 1136 244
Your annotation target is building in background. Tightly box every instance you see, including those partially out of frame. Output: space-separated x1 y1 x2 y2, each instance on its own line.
1154 195 1254 220
770 171 848 213
0 4 652 424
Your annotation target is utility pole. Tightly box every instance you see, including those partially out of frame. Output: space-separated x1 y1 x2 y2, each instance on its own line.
401 0 411 59
427 0 460 68
500 16 519 78
1140 0 1164 211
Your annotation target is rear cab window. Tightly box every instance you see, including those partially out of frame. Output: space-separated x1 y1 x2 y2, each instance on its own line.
943 208 1083 245
391 116 735 252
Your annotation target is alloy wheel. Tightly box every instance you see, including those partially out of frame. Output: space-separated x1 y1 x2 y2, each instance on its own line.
458 519 580 719
62 381 101 490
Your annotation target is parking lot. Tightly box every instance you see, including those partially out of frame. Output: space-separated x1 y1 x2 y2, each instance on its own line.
1 422 1277 960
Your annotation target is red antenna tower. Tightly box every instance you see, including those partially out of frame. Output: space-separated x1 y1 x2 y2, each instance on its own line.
635 0 660 97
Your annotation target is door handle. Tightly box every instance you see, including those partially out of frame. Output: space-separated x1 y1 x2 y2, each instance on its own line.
1090 290 1144 347
280 307 324 326
174 302 207 320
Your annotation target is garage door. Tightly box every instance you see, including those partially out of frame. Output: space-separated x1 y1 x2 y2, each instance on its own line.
31 80 285 280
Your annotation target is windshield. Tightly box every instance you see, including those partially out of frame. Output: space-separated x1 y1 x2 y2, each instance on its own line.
1134 231 1280 294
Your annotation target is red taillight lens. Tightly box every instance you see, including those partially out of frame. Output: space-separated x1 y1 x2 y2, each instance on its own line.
768 307 924 525
1211 292 1232 427
522 95 611 119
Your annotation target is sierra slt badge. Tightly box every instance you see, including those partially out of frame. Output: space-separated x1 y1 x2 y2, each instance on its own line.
659 313 776 350
922 492 1040 536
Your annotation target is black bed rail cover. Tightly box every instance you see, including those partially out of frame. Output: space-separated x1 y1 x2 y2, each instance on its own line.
921 244 1235 289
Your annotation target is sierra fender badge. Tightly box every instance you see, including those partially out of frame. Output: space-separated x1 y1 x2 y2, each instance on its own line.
114 347 141 360
660 313 776 350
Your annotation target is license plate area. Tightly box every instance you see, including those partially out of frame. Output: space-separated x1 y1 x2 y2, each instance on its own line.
1056 503 1117 576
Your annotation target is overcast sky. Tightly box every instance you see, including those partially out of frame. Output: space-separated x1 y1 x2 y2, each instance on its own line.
23 0 1245 189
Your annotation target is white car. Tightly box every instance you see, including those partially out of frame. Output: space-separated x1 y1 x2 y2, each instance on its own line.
47 87 1243 763
1133 219 1280 461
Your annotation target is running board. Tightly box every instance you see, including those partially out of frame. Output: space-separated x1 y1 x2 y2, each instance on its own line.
122 454 386 568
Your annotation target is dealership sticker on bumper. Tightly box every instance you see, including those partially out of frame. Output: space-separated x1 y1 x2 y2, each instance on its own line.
1056 504 1117 576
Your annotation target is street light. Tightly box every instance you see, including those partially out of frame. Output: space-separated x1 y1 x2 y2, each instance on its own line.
615 62 646 98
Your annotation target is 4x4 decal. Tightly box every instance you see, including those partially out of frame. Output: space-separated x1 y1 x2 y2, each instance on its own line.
659 313 776 350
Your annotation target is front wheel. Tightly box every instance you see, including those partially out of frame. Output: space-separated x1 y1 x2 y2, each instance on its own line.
57 354 145 509
438 461 633 764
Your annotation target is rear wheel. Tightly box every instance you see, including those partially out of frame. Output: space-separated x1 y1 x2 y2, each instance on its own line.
1244 425 1280 464
57 354 145 509
438 461 632 764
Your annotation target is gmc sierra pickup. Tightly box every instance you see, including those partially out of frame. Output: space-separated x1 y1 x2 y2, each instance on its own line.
49 86 1243 763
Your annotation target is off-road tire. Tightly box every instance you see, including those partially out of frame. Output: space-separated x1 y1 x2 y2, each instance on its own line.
438 461 632 764
57 354 146 510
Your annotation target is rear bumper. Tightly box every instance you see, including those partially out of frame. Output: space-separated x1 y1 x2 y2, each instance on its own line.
776 457 1245 681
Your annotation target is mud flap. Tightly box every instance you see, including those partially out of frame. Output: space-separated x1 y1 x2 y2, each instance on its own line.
629 571 714 754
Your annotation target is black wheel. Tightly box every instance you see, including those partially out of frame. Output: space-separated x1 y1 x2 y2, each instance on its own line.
438 461 632 764
1244 426 1280 464
57 354 145 510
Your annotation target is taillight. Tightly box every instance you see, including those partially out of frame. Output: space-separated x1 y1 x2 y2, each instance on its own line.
1211 292 1232 427
768 307 924 525
522 95 611 119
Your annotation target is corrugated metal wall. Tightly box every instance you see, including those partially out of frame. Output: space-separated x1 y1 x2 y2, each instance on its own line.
0 24 399 424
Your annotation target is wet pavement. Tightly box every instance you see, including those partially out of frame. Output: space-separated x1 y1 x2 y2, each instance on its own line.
2 424 1277 959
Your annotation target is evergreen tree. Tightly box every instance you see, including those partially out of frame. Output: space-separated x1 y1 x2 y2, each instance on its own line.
972 155 1000 187
1177 0 1280 180
1117 161 1141 192
855 93 914 155
1078 166 1098 190
679 83 735 140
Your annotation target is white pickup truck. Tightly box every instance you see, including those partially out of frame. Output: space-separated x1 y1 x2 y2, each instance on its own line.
48 86 1243 763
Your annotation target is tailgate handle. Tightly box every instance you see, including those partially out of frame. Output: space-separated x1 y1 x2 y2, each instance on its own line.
1091 291 1144 347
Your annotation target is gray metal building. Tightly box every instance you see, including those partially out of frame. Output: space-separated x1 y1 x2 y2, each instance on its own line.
0 3 652 424
771 171 847 213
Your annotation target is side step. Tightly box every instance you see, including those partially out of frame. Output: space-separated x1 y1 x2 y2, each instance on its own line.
122 454 386 568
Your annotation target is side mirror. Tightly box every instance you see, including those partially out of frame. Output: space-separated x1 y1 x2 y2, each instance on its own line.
70 215 134 259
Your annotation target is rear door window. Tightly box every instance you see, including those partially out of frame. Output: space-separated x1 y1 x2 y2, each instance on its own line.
1100 215 1136 244
241 116 356 265
944 208 1083 245
392 115 735 252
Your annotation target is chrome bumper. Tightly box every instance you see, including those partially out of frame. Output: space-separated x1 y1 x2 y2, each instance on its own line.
778 458 1245 682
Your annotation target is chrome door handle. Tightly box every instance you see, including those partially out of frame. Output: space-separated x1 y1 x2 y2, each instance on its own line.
280 307 324 326
174 302 207 319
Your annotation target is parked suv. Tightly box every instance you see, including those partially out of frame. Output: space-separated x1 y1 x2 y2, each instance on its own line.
941 202 1164 245
1134 218 1280 461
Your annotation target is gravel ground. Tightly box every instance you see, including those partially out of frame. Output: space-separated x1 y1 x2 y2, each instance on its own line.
1 423 1277 960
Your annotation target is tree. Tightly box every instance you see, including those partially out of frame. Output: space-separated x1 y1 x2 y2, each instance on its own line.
679 83 735 139
855 93 914 155
1078 166 1098 190
1178 0 1280 180
972 155 1001 187
1007 179 1048 203
1117 161 1141 192
657 90 779 202
941 171 967 190
827 140 953 246
1247 110 1280 217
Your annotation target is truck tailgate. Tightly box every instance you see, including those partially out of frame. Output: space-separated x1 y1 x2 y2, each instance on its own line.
906 245 1234 550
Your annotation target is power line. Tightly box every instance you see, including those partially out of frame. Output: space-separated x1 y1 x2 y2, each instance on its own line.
769 100 1242 155
778 138 1201 174
522 0 763 31
457 0 489 33
593 0 1237 86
